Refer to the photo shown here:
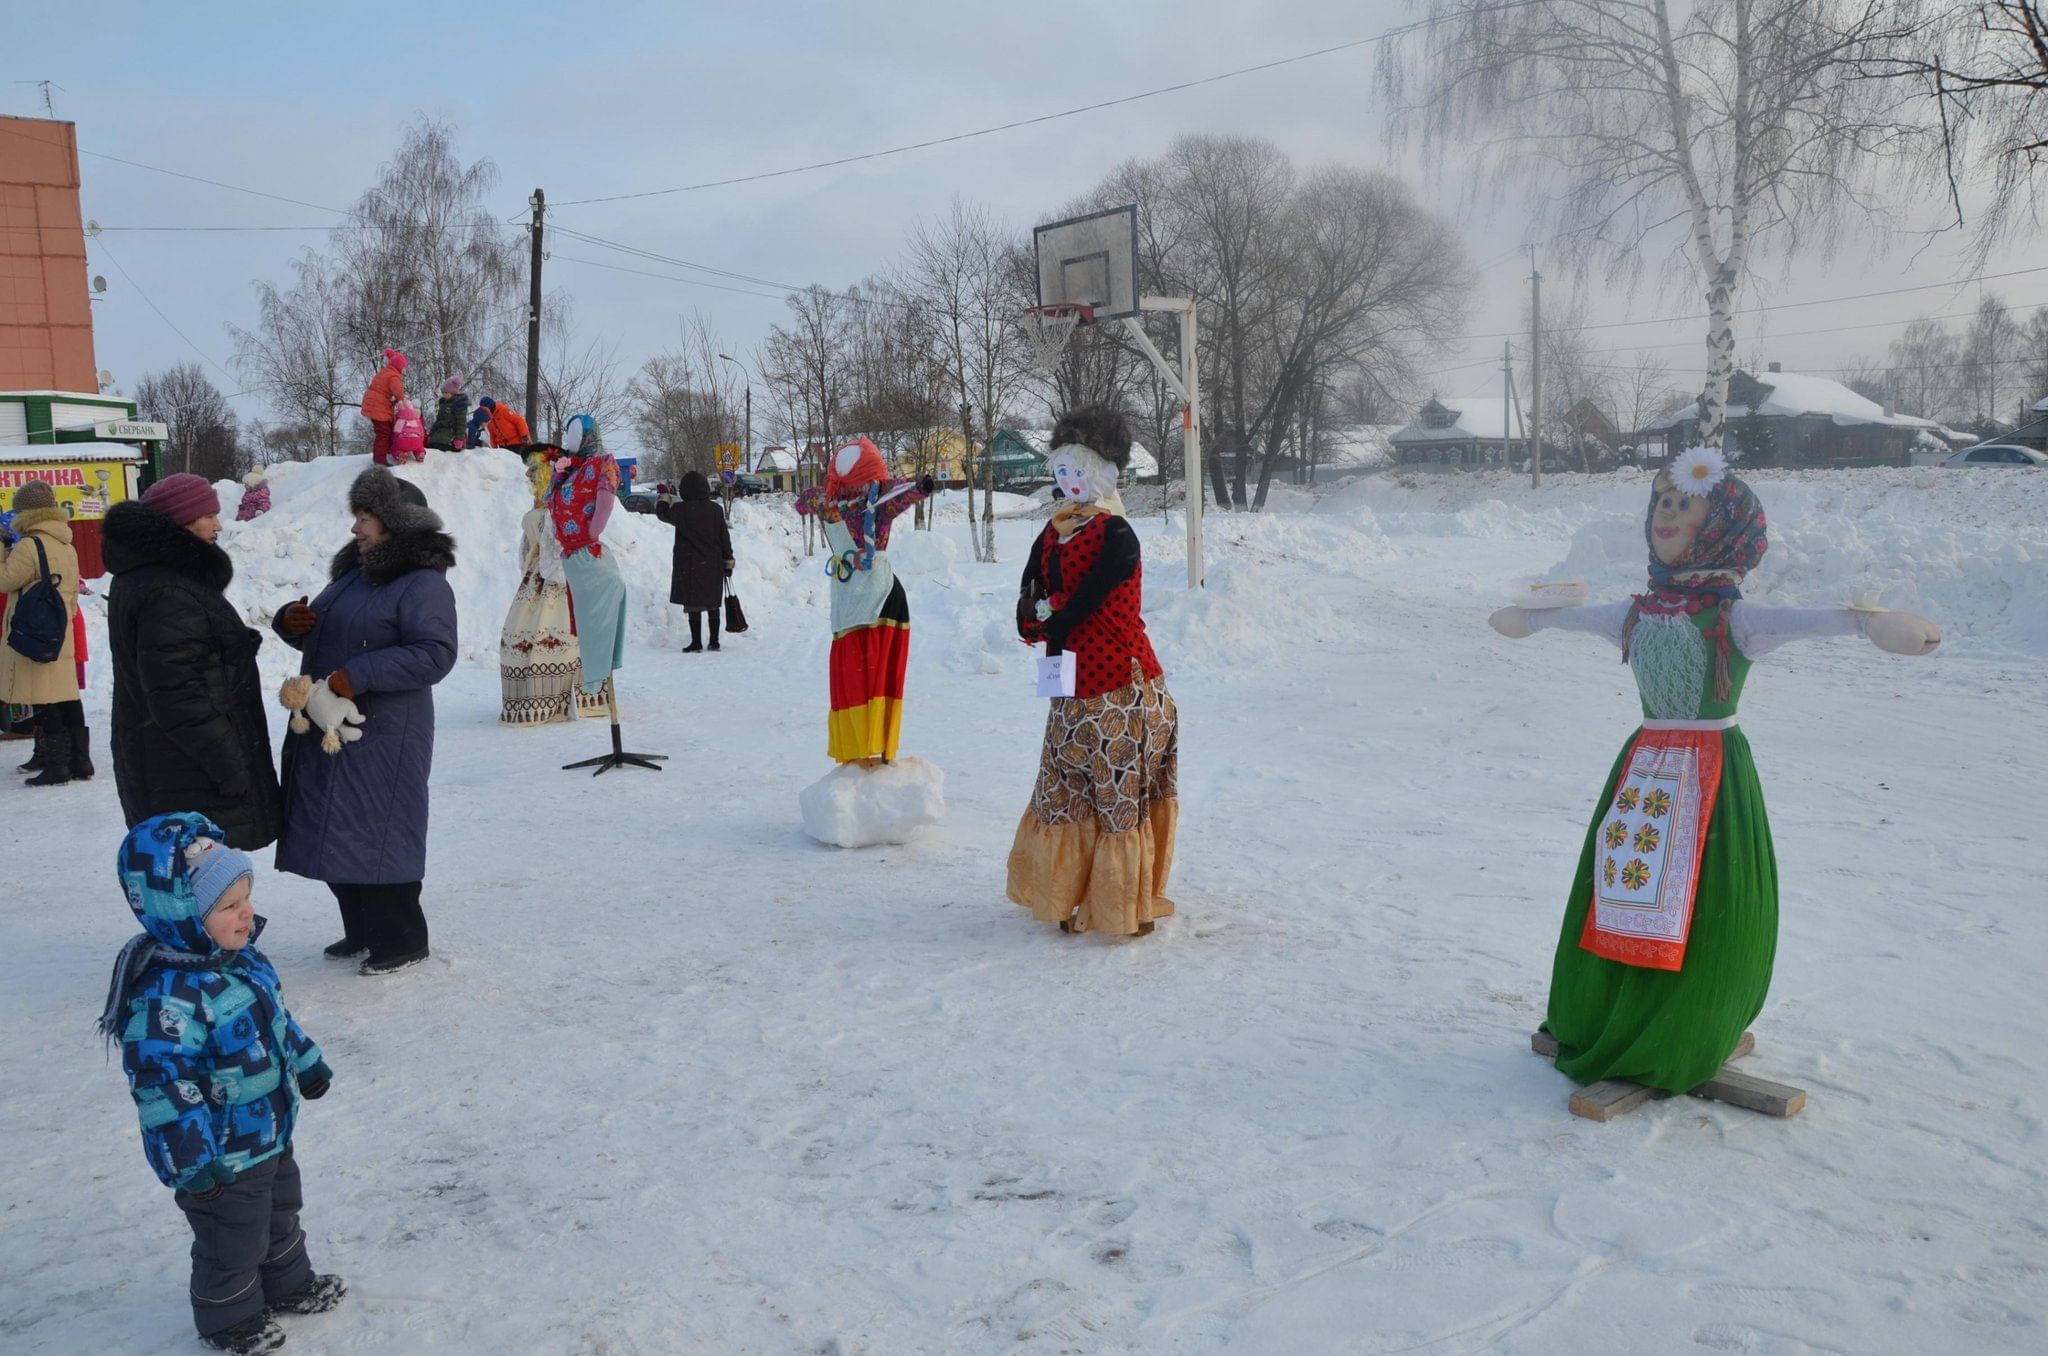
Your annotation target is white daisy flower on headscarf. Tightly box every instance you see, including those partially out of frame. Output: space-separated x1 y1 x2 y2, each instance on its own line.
1670 445 1728 497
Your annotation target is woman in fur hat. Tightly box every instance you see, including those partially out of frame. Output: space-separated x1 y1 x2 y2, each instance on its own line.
792 438 931 765
1490 450 1942 1095
1006 407 1178 937
1 478 89 786
273 467 458 976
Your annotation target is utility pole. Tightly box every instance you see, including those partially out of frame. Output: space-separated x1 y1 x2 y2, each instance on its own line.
1528 249 1543 490
525 189 545 430
1502 340 1515 466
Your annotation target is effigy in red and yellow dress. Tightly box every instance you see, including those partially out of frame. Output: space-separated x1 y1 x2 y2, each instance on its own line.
793 438 930 764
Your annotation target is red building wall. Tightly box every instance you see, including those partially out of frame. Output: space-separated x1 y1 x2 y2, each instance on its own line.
0 116 97 391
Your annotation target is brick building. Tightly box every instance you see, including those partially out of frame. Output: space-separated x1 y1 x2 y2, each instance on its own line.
0 115 96 391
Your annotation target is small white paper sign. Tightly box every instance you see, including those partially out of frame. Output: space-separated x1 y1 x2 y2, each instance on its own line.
1035 650 1076 698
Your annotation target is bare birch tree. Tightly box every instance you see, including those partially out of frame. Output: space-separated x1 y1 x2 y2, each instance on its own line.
332 117 524 396
1863 1 2048 256
230 250 355 454
901 200 1029 561
1386 0 1939 453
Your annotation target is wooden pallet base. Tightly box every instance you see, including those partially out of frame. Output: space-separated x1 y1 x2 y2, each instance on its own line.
1529 1029 1803 1121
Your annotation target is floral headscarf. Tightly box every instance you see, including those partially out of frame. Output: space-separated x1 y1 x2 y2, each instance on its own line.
1642 473 1769 600
1625 466 1771 703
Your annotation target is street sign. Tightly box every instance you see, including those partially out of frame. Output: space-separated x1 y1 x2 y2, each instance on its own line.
94 420 168 441
720 470 736 487
715 444 742 471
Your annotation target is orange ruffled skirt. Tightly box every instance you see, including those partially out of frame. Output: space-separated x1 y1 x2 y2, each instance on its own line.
1007 670 1179 935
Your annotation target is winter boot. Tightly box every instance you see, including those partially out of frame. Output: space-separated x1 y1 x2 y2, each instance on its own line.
23 727 72 787
69 726 94 780
360 949 429 977
323 937 368 960
16 725 46 773
200 1317 287 1354
268 1273 348 1317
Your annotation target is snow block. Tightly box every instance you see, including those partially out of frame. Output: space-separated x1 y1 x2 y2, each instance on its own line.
798 758 946 848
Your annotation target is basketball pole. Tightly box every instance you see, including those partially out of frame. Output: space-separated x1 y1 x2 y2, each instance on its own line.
1126 296 1202 589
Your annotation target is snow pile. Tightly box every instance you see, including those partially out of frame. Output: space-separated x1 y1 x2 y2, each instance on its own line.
1544 470 2048 655
798 757 946 847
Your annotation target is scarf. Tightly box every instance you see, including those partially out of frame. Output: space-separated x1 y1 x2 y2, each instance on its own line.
1050 499 1115 542
1622 474 1768 703
97 935 208 1049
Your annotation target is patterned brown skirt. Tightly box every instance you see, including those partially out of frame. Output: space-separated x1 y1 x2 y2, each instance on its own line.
1006 667 1179 935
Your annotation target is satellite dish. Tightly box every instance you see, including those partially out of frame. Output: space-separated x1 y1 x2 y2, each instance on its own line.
85 218 102 237
97 369 114 391
92 275 107 293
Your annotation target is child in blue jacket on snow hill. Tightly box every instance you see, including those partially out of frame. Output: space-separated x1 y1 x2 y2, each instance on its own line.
102 812 347 1355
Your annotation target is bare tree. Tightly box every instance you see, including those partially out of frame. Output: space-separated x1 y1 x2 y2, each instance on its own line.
229 250 354 454
332 117 525 398
1538 296 1619 471
1961 293 2023 427
134 364 245 481
1612 350 1686 446
2022 304 2048 404
1864 2 2048 256
1387 0 1941 454
1887 316 1968 423
629 314 740 486
1838 356 1892 406
534 297 629 447
900 200 1030 561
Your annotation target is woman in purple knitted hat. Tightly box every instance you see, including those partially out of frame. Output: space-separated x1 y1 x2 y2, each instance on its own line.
102 473 285 849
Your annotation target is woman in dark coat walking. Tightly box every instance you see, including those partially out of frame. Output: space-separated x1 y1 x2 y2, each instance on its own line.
654 470 734 652
103 476 284 849
274 467 457 976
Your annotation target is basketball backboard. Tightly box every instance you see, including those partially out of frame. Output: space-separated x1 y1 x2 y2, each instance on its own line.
1033 204 1139 320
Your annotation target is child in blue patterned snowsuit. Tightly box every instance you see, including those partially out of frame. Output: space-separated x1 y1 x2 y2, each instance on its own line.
102 812 347 1354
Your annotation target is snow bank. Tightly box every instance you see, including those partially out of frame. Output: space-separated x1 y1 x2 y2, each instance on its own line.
798 757 945 847
1335 468 2048 656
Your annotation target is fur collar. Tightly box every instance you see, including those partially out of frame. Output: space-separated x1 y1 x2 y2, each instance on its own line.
330 528 457 585
101 501 234 591
10 506 72 540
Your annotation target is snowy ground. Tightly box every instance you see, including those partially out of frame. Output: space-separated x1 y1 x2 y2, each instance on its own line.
4 458 2045 1354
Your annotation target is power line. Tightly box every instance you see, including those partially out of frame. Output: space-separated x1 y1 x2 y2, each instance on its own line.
548 1 1546 208
90 237 236 382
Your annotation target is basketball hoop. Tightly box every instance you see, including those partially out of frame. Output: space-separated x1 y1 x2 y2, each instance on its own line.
1020 303 1093 374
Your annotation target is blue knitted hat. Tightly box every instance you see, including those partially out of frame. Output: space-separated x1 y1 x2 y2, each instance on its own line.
186 840 254 919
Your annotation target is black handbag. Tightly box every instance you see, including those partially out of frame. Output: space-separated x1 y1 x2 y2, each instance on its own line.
5 537 69 664
723 577 749 634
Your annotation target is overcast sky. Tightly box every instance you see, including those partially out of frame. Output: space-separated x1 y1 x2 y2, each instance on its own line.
8 1 2041 443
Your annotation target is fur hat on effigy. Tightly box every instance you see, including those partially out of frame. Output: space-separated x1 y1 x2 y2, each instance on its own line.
347 466 443 535
1048 405 1132 507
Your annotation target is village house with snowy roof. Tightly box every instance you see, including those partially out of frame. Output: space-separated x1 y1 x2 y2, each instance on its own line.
1389 395 1536 469
1631 365 1947 468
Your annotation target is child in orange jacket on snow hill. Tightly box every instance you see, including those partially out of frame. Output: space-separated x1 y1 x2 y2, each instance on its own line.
360 349 407 465
477 396 530 452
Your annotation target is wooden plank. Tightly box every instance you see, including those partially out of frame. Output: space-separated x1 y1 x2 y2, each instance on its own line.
1689 1068 1805 1118
1568 1079 1664 1121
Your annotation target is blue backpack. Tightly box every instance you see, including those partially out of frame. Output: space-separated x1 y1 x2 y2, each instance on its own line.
6 536 68 664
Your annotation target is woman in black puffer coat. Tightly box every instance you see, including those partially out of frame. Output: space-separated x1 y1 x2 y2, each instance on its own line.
654 470 734 652
103 494 284 850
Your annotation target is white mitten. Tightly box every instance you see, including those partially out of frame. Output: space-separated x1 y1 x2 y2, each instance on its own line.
1866 611 1942 656
300 678 367 753
1488 605 1534 639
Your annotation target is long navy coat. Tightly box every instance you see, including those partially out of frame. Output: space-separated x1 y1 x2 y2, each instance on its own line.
274 529 457 884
